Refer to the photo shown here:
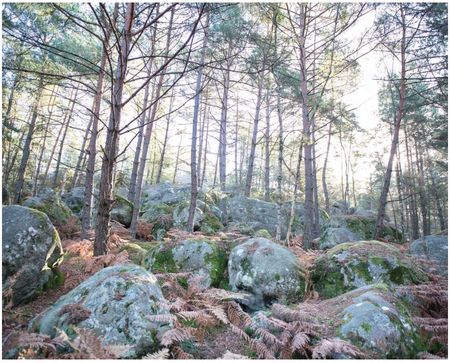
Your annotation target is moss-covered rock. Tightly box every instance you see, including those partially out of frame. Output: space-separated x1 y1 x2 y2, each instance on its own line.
228 238 306 309
111 195 133 227
200 213 224 235
319 227 360 250
143 239 228 288
311 241 428 299
30 264 171 358
3 205 64 306
119 243 148 265
320 284 422 358
254 229 272 239
23 188 72 226
141 203 173 223
62 187 85 216
342 215 403 243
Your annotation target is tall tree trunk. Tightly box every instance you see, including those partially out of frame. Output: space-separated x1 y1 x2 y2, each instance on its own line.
286 139 303 243
187 8 210 232
200 113 210 189
130 7 174 237
219 42 232 192
94 3 134 256
275 85 284 241
404 125 420 240
80 4 116 239
14 74 44 203
414 139 430 236
244 68 265 197
374 6 406 239
71 115 93 189
128 7 158 200
264 91 271 202
234 98 239 187
172 136 182 184
53 86 79 191
33 84 57 195
297 4 314 248
426 151 446 231
156 88 174 184
322 121 332 212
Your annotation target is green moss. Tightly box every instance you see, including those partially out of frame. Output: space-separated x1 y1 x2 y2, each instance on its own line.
177 276 189 289
389 265 428 285
352 260 372 282
274 273 281 281
205 245 228 288
200 213 224 235
145 246 178 273
120 243 147 265
361 322 372 333
254 229 272 239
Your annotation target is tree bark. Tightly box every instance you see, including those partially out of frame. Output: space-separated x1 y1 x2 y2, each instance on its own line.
156 88 174 184
187 7 210 232
130 7 174 238
94 3 134 256
14 74 44 203
264 91 271 202
80 4 117 240
374 6 406 239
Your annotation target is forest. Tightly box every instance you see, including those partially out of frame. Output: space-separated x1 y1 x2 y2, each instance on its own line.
2 2 448 360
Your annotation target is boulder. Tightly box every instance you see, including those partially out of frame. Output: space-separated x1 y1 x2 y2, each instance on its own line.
111 195 133 227
2 205 64 306
143 239 228 288
61 187 85 215
312 240 428 299
409 234 448 275
225 195 305 239
23 188 72 226
141 182 189 209
228 237 306 309
327 214 403 243
327 285 420 358
172 201 204 230
319 227 361 249
30 264 171 358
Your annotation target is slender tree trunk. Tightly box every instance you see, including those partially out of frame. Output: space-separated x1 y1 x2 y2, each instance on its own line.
172 136 182 184
156 88 174 184
94 3 134 256
426 151 446 231
128 8 158 200
71 115 93 189
375 7 406 239
33 85 57 195
264 91 271 202
286 139 303 243
234 98 239 187
322 121 332 212
404 125 420 240
187 8 210 232
414 139 430 236
130 8 174 237
244 68 265 197
275 86 283 241
14 74 44 203
219 42 232 192
200 113 210 188
53 86 79 190
81 5 116 240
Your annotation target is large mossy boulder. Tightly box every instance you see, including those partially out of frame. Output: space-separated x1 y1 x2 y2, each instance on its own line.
141 182 189 210
143 239 228 288
2 205 64 307
312 241 428 299
409 234 448 275
319 284 421 358
319 227 361 250
111 195 133 227
61 187 85 216
31 264 170 358
228 237 306 309
328 214 403 243
23 188 72 226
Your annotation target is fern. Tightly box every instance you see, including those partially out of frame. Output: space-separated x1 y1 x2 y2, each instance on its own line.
161 327 197 347
142 348 170 359
311 338 364 359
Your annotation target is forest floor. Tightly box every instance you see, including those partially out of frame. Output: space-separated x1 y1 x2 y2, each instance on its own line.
2 224 448 359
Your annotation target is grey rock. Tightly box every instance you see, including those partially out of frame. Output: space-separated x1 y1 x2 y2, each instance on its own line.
23 188 73 226
2 205 63 306
111 195 133 227
337 285 417 358
409 234 448 275
31 264 171 358
228 237 306 309
319 227 361 250
62 187 85 215
172 202 204 229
